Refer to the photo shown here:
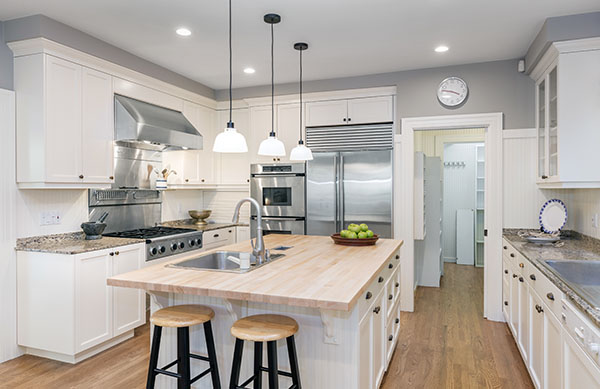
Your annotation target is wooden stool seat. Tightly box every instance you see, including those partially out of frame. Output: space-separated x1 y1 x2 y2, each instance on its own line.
231 314 299 342
150 304 215 328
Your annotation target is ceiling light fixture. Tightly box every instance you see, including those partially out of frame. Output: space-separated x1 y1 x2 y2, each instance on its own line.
213 0 248 153
175 27 192 37
243 67 256 74
258 13 286 157
290 42 313 161
435 45 449 53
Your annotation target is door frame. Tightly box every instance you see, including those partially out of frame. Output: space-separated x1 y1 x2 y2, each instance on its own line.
396 112 503 321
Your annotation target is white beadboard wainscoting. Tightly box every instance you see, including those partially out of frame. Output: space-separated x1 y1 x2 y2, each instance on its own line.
202 190 250 223
161 190 204 221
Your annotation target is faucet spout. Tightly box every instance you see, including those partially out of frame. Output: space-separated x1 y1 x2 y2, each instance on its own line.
232 197 267 265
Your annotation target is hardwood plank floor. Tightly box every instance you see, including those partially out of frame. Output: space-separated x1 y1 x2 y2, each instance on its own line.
0 263 532 388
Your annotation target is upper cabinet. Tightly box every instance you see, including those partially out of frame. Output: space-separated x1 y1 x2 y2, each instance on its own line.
15 54 114 188
305 96 394 127
532 39 600 188
249 103 303 164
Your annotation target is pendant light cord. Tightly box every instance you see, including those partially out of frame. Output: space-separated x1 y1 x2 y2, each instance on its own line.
270 23 275 137
228 0 233 125
299 48 303 143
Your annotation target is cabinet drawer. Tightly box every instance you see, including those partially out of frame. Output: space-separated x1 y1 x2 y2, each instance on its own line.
536 270 564 318
503 258 510 284
203 228 235 245
359 271 388 320
385 315 396 365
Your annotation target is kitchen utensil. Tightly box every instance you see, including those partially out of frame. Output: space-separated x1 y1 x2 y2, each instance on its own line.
330 233 379 246
539 199 567 234
189 210 212 225
81 222 107 240
97 212 109 224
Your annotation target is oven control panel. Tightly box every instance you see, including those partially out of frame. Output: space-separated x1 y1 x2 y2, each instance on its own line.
146 231 203 262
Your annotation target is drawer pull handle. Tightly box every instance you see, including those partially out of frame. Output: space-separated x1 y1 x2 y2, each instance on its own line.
504 270 508 274
530 274 536 281
395 318 399 324
535 304 544 313
504 301 508 306
214 234 219 238
388 335 393 341
388 263 393 269
373 306 381 314
546 293 555 301
510 253 515 258
366 292 372 300
378 276 384 283
519 263 524 268
388 294 393 300
519 277 524 283
395 282 399 288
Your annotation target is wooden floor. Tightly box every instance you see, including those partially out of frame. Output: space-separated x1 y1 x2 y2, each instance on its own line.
0 263 532 388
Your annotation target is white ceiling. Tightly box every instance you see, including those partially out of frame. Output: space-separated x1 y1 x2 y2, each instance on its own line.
1 0 599 90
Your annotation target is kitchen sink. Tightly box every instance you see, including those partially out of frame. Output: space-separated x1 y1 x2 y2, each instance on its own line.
168 251 285 273
545 259 600 308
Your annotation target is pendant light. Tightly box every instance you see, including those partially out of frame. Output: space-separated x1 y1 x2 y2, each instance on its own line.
258 13 286 157
289 42 313 161
213 0 248 153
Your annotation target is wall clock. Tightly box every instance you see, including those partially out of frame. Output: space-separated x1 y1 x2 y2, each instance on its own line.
437 77 468 107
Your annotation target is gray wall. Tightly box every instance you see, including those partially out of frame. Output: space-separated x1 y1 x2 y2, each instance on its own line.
0 22 14 90
216 59 535 129
3 15 214 99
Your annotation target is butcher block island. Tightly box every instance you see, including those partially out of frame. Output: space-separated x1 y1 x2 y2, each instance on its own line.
108 234 403 389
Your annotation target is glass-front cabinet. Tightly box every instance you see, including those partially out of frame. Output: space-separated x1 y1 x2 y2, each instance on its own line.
536 61 558 183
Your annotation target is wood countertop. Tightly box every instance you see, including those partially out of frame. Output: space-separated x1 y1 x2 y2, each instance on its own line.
107 235 403 311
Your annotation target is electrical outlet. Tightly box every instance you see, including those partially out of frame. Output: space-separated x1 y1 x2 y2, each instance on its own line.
40 210 61 225
593 214 599 229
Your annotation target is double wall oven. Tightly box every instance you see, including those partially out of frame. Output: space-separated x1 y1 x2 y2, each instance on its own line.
250 163 306 237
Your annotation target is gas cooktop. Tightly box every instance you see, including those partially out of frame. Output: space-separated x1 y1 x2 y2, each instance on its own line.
104 226 196 240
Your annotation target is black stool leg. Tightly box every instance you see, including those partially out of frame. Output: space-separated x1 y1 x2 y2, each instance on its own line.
229 338 244 389
286 336 301 389
266 341 279 389
203 321 221 389
177 327 191 389
254 341 263 389
146 325 163 389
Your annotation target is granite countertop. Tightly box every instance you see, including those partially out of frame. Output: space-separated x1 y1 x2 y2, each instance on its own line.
16 232 144 255
161 219 248 232
503 228 600 326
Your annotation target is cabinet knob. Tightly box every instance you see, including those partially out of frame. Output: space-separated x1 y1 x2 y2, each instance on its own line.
530 274 536 281
366 291 372 300
373 306 381 314
504 301 508 306
395 282 399 288
79 174 84 179
388 263 393 269
395 254 399 260
503 246 507 250
395 318 399 324
109 176 114 180
247 179 250 183
519 277 524 283
546 292 555 301
504 269 508 274
201 179 205 182
541 175 548 179
519 263 524 268
343 118 347 122
510 253 515 258
535 304 544 313
513 274 518 278
378 276 384 283
347 118 352 122
185 179 189 183
388 335 393 341
388 294 393 300
115 251 119 256
109 252 114 256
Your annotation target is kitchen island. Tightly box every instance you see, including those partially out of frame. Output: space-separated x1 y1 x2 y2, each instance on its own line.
108 234 403 389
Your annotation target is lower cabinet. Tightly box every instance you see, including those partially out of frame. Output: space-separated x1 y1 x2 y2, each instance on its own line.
17 243 146 363
563 332 600 388
529 289 544 388
544 304 562 389
202 227 236 251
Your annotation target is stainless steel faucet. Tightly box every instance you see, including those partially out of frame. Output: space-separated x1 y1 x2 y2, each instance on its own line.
232 197 268 265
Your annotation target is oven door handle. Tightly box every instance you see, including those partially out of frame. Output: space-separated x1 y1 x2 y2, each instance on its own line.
251 174 305 178
251 216 305 221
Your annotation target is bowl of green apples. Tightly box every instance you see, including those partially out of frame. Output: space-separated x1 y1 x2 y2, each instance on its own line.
331 223 379 246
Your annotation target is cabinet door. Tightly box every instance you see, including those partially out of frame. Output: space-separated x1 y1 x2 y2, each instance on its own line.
183 101 216 184
529 290 544 389
359 312 373 389
112 245 145 336
536 76 547 180
45 55 82 183
547 66 558 178
543 309 562 389
347 96 394 125
81 67 113 184
373 291 386 389
518 275 530 364
510 269 519 337
249 106 278 164
75 251 112 352
216 108 251 185
235 226 251 243
503 278 510 323
305 100 348 127
162 151 185 185
277 103 305 162
563 332 600 389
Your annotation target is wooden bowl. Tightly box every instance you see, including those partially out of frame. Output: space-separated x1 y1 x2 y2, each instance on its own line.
331 233 379 246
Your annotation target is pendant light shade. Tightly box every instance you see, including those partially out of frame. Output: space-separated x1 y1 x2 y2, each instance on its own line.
258 13 286 157
290 42 313 161
213 0 248 153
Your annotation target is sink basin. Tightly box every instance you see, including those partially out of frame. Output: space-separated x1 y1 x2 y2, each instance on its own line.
168 251 285 273
545 260 600 308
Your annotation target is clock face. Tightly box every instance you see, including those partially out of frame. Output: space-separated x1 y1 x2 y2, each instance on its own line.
437 77 468 107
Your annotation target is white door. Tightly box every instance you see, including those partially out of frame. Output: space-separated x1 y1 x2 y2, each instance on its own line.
359 312 373 389
45 55 82 183
347 96 394 125
518 275 530 364
249 106 278 164
183 101 215 184
305 100 348 127
563 332 600 389
543 308 562 389
277 103 305 162
373 291 386 389
75 250 112 352
216 108 251 185
112 245 145 336
529 289 544 389
81 67 113 184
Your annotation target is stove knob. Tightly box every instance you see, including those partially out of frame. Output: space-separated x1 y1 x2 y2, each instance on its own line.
171 243 178 251
196 238 202 246
149 247 157 256
158 246 166 254
189 239 196 247
179 242 185 249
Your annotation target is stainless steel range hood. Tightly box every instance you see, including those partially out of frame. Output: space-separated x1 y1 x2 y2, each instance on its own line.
114 94 203 150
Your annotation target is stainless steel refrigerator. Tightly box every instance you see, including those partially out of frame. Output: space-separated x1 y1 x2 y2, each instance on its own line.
305 124 393 238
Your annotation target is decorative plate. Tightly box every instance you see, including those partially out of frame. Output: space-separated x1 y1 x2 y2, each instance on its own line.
539 199 567 234
525 235 560 244
331 234 379 246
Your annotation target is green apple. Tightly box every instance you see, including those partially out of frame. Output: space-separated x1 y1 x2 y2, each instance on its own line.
366 230 374 238
348 224 361 233
347 231 358 239
340 230 349 238
360 223 369 232
358 231 368 239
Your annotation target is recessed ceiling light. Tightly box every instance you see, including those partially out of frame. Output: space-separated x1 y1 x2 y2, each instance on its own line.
243 67 256 74
435 45 449 53
176 27 192 37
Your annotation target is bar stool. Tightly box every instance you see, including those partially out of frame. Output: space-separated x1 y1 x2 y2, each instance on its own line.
229 314 301 389
147 304 221 389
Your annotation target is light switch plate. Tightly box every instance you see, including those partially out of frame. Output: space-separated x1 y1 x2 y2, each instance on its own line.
593 214 599 229
40 210 61 225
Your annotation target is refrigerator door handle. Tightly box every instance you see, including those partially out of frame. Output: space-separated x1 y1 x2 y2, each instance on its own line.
339 154 345 230
333 155 339 232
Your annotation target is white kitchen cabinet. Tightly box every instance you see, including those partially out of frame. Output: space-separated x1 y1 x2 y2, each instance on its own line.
202 227 236 251
529 289 544 389
359 310 373 389
17 243 145 363
510 264 520 337
235 226 251 243
531 41 600 188
215 108 251 185
543 306 562 389
14 53 114 188
563 332 600 388
372 290 386 389
305 96 393 127
277 103 305 162
517 271 530 364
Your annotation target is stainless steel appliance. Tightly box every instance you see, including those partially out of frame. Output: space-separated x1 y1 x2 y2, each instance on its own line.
305 123 393 238
250 163 306 237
